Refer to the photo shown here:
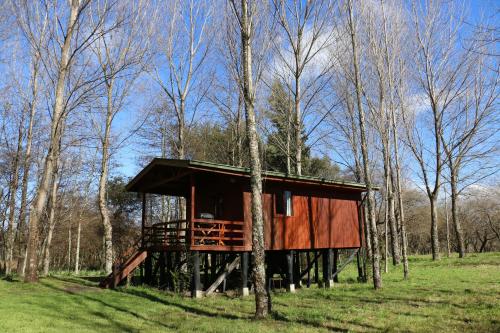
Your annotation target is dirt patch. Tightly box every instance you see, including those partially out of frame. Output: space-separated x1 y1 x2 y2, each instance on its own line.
62 283 102 294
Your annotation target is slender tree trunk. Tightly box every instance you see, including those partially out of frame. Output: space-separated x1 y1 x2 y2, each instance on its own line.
450 169 465 257
429 194 440 260
236 95 243 167
347 0 381 289
25 1 79 282
347 95 372 259
444 191 451 257
98 80 114 274
286 101 291 174
237 0 269 317
17 57 40 276
67 223 72 271
384 207 388 273
177 99 186 223
390 106 409 278
5 109 25 275
41 169 59 277
74 217 81 274
430 105 441 261
294 74 302 176
387 162 400 265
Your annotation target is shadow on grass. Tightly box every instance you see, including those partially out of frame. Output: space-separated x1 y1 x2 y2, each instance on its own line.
120 288 246 320
40 280 175 331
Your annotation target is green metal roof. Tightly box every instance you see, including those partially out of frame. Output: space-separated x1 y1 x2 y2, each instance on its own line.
127 158 373 192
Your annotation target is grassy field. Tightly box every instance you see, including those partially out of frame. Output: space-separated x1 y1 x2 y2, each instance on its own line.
0 252 499 333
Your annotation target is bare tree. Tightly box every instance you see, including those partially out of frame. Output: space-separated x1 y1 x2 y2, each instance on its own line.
405 0 473 260
360 0 401 267
230 0 269 318
272 0 336 175
152 0 213 225
346 0 382 289
20 0 116 282
91 0 152 274
440 44 499 258
41 162 60 276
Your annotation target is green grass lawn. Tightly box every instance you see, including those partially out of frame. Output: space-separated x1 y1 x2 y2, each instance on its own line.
1 252 499 333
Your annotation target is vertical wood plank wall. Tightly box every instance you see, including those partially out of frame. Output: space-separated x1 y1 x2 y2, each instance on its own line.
244 188 362 251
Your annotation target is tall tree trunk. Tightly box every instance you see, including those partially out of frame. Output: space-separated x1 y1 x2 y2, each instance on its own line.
286 100 291 174
237 0 268 317
98 80 114 274
17 56 40 276
429 194 440 260
347 0 381 289
5 108 25 275
294 74 302 175
67 223 72 271
41 168 60 277
347 95 372 259
450 169 465 258
25 1 79 282
390 106 409 278
444 191 451 257
74 217 81 274
429 104 441 261
387 162 400 265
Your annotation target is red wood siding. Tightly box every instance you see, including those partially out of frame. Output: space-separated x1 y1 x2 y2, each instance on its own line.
244 188 362 250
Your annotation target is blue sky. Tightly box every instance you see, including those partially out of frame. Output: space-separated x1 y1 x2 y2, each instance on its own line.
111 0 499 186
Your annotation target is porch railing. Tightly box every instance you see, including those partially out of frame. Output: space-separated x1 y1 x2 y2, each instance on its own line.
191 218 245 247
143 220 188 248
143 218 245 249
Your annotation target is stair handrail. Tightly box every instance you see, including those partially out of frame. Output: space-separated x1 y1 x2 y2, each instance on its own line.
112 227 153 273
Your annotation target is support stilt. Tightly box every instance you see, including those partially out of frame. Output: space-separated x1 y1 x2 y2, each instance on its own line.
241 252 249 296
159 252 166 287
333 249 339 283
314 250 319 284
144 252 153 285
306 251 311 288
322 249 333 288
192 251 202 298
286 251 295 292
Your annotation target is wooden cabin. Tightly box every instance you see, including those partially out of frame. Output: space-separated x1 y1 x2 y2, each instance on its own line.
101 159 368 296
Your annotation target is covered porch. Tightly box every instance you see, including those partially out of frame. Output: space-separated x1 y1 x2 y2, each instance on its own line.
128 159 252 252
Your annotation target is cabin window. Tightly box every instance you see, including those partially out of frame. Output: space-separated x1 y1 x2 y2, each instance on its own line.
275 190 293 216
284 191 293 216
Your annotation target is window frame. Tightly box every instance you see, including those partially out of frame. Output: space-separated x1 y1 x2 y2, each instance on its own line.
274 190 293 217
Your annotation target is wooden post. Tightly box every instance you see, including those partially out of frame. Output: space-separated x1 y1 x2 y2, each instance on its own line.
191 250 202 298
356 250 364 282
333 249 339 283
306 251 311 288
322 249 333 288
286 251 295 292
166 251 172 290
189 174 195 246
314 250 319 284
241 252 249 296
141 193 146 248
203 253 209 289
294 252 301 287
144 252 152 285
159 252 166 287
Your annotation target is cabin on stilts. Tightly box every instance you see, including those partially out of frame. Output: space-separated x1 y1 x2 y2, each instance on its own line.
100 158 369 297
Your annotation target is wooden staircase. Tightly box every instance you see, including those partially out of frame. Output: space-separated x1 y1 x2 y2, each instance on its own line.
100 249 148 288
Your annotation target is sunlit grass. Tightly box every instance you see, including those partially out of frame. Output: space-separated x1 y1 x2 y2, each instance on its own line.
1 252 499 332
